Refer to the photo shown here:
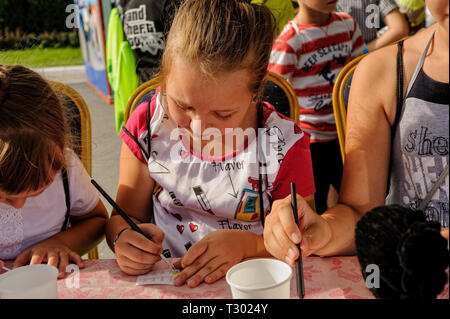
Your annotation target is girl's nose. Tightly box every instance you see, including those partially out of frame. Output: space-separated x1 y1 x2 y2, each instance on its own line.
189 115 211 136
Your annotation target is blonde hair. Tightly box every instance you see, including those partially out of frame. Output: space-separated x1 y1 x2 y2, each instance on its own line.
0 65 70 194
159 0 277 100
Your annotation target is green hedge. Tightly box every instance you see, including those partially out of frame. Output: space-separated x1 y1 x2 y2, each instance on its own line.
0 31 79 50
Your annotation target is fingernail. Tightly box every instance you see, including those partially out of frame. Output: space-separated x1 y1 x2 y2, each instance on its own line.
291 232 300 243
287 248 296 259
285 256 294 265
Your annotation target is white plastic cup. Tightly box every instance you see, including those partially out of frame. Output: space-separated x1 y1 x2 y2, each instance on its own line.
0 264 59 299
226 258 292 299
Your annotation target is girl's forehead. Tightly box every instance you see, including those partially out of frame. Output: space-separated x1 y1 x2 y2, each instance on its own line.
166 57 253 96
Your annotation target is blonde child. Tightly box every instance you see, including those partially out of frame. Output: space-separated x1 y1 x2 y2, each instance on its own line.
269 0 366 213
105 0 315 288
264 0 448 262
0 65 108 278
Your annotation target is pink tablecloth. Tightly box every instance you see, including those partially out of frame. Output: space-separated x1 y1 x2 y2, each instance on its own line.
2 257 448 299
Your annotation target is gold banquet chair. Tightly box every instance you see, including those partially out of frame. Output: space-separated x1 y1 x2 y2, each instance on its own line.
263 71 300 123
48 81 99 260
124 76 161 123
331 54 366 164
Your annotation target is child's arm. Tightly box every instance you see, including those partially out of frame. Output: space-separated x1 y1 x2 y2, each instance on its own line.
105 143 165 276
367 9 410 51
13 200 108 278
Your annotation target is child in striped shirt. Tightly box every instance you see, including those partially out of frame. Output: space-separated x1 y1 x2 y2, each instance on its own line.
269 0 366 213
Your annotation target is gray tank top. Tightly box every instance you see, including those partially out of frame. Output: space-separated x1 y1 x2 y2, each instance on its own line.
386 31 449 227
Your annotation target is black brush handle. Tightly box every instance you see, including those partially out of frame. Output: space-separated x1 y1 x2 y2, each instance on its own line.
291 182 305 299
91 179 151 240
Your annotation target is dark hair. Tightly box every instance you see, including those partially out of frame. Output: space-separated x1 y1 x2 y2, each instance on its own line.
355 205 449 299
0 65 70 194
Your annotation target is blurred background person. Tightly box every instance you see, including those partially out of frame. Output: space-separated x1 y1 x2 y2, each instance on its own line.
337 0 410 51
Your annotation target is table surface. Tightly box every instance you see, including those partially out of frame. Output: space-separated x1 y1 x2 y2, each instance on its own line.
2 257 449 299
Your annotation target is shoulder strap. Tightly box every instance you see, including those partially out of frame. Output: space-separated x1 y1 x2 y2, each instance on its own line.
146 99 152 157
393 40 405 141
121 99 153 161
61 168 71 231
386 40 405 196
419 164 449 211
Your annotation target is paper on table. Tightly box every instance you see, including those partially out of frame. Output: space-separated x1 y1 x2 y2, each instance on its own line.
136 269 180 286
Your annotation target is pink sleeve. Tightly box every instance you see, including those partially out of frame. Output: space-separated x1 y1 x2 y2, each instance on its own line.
119 90 159 164
270 132 315 201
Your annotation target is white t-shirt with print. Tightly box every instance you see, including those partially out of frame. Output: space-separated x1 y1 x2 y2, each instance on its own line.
0 149 99 260
121 90 315 258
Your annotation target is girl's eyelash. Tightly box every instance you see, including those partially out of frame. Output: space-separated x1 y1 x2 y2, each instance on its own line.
215 113 233 119
173 99 233 119
176 103 190 111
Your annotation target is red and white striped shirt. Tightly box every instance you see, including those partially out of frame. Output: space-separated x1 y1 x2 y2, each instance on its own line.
269 13 366 143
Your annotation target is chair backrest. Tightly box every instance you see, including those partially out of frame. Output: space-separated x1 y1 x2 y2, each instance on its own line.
48 81 99 260
124 76 162 124
331 54 366 164
263 71 299 123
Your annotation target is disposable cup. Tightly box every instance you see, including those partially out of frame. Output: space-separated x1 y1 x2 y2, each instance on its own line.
226 258 292 299
0 264 59 299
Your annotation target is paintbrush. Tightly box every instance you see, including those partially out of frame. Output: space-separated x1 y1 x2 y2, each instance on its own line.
290 182 305 299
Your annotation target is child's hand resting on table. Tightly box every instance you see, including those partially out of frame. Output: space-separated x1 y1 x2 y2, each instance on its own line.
173 230 258 288
114 223 165 276
263 194 332 266
13 237 85 279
